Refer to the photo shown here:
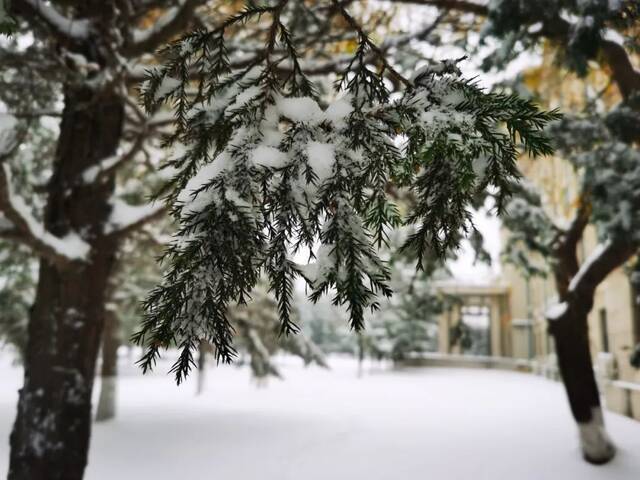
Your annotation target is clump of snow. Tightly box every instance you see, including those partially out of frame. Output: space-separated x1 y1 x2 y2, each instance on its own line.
275 96 324 124
324 96 353 128
177 153 230 216
154 76 181 102
546 302 568 321
227 86 262 114
298 243 336 286
306 142 335 183
252 146 288 169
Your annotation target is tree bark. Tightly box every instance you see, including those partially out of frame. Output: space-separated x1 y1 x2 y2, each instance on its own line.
95 310 120 422
8 83 123 480
549 303 615 464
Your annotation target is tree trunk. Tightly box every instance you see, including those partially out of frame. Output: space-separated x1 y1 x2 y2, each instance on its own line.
196 340 207 396
549 306 616 464
8 84 123 480
356 332 364 377
95 310 120 422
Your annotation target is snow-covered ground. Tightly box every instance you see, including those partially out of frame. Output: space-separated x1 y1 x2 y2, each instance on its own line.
1 352 639 479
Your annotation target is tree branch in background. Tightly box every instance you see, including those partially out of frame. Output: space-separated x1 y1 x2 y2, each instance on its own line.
0 129 90 267
552 196 591 297
104 199 167 238
568 240 638 306
388 0 640 99
123 0 208 57
80 130 148 185
387 0 488 15
11 0 91 42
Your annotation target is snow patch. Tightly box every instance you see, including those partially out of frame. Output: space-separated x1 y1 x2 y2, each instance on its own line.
578 407 616 464
177 153 230 216
306 142 335 183
275 96 324 124
104 198 161 234
545 301 568 321
154 76 181 102
569 241 611 292
324 96 353 128
252 146 288 169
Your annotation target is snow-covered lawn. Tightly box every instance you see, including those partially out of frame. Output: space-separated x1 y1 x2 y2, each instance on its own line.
1 353 639 479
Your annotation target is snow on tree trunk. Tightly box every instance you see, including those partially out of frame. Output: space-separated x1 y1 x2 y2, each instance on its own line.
549 305 615 464
8 86 123 480
96 310 120 422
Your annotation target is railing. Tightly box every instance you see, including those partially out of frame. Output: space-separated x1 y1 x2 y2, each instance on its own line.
403 352 535 372
403 352 640 420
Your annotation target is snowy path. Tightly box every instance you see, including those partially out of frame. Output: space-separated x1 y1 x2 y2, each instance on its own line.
1 354 639 479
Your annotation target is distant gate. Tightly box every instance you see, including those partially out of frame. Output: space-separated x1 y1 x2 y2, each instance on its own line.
435 283 511 357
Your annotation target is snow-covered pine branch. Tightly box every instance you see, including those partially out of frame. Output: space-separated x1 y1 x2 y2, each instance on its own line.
133 0 560 382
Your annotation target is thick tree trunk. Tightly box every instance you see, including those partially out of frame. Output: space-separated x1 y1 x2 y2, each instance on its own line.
8 84 123 480
549 306 616 464
95 310 120 422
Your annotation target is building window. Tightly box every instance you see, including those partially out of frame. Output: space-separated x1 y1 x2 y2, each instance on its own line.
599 308 609 353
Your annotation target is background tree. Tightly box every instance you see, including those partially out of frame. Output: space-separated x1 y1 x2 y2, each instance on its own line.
363 227 449 363
0 2 207 478
404 0 639 464
230 283 327 382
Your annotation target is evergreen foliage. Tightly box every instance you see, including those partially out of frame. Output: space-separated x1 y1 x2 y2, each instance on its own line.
134 0 560 383
0 0 16 36
481 0 638 75
0 244 32 355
